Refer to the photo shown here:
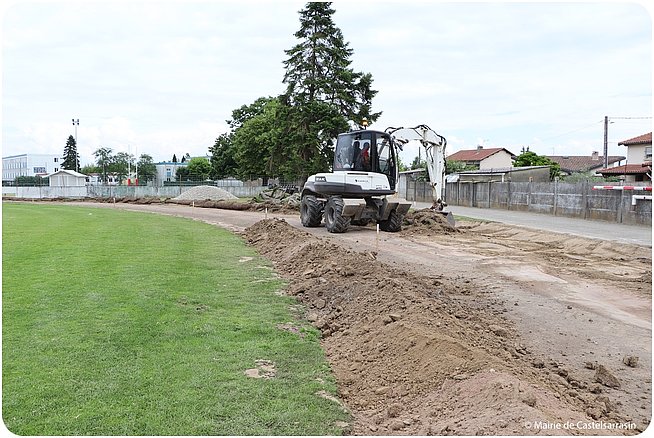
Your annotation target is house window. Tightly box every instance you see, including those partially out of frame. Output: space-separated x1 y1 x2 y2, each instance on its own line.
54 168 59 172
54 157 58 162
645 146 652 161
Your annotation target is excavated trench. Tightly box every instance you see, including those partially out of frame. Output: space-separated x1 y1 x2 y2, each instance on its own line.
243 217 648 435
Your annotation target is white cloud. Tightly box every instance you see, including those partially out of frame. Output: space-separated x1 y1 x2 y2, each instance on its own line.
2 1 651 169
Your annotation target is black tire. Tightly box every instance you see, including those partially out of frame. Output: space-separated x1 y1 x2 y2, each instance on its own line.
379 209 403 232
324 197 350 233
300 195 323 227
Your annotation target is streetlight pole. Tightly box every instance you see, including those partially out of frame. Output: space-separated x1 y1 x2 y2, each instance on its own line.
72 118 79 172
603 116 609 170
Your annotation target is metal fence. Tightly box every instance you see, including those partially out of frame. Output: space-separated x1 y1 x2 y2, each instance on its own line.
1 176 304 200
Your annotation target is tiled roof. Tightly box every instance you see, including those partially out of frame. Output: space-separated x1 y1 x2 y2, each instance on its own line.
446 148 515 162
597 163 651 175
546 155 625 173
457 165 549 174
619 132 652 146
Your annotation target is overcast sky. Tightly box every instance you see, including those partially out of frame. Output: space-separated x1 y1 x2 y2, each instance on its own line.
2 1 652 167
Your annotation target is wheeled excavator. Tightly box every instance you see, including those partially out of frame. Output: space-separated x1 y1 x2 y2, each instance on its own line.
299 122 454 233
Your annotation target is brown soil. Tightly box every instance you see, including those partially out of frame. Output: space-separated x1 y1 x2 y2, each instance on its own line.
54 202 652 435
244 218 649 435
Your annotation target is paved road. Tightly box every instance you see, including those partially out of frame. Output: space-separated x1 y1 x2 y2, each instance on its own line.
412 202 652 246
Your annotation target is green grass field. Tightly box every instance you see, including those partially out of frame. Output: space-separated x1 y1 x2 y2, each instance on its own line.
2 203 348 435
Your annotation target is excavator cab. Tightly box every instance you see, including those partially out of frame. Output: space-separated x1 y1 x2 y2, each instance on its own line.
333 130 398 190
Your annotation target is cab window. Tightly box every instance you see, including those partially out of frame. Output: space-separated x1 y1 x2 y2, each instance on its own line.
334 132 372 171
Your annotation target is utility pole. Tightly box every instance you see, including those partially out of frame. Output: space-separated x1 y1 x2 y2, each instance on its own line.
72 118 79 172
603 116 609 169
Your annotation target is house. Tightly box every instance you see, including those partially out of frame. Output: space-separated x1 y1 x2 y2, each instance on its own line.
47 169 88 187
597 132 652 182
546 151 625 176
2 153 61 182
446 147 516 170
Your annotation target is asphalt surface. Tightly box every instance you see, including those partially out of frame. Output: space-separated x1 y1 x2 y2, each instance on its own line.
412 202 652 247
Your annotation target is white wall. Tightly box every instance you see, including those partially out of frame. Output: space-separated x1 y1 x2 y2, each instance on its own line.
480 152 513 169
626 144 650 164
50 173 86 187
2 154 60 180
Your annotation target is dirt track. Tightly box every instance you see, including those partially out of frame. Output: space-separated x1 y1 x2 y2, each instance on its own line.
65 202 652 435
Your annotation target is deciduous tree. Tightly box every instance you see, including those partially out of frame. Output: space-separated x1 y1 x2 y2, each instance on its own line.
209 133 238 179
93 147 113 183
137 154 157 183
513 151 561 180
111 152 134 182
185 157 212 181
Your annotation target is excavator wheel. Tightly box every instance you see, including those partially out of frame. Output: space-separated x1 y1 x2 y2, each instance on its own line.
300 195 323 227
324 196 350 233
379 209 403 232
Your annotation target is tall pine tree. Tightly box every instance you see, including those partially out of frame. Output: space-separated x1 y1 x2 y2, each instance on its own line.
62 135 80 172
281 2 380 182
282 2 380 124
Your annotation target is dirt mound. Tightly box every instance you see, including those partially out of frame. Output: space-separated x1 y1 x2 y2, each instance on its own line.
173 185 238 201
402 208 459 235
243 219 638 435
165 198 298 214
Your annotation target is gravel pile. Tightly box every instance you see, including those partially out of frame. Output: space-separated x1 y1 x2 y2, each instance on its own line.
173 185 238 201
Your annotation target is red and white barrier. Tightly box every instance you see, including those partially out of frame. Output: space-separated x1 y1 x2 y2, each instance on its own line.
592 185 652 191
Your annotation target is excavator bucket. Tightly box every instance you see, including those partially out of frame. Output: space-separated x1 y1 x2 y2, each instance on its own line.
439 211 456 227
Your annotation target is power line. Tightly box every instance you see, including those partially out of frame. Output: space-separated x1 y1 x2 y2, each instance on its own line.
540 120 604 141
607 116 652 120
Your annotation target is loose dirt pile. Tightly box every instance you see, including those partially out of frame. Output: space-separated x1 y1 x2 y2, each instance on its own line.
244 219 642 435
402 208 459 235
173 185 238 201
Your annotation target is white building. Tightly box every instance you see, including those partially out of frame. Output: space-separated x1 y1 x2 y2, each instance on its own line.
2 153 61 181
155 161 187 184
446 147 516 170
47 169 88 187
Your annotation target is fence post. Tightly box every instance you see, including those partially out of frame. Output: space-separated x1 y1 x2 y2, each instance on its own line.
470 181 477 207
456 181 460 206
553 179 558 216
618 189 624 223
413 179 417 202
488 181 492 209
527 180 532 211
507 181 512 210
581 180 589 219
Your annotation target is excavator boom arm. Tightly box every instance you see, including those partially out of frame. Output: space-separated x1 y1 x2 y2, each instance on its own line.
386 125 447 208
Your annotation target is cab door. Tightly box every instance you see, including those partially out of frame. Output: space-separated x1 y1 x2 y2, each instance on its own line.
373 133 397 190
